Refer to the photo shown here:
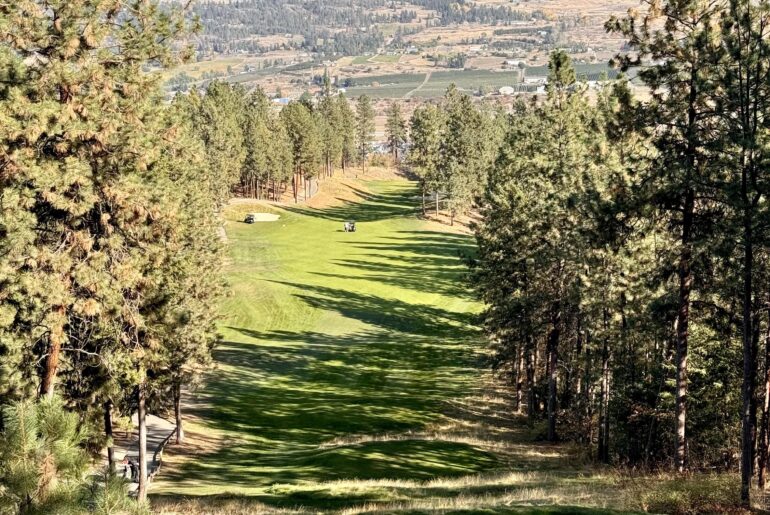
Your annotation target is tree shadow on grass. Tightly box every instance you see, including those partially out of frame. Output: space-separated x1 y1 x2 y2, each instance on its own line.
161 324 495 494
155 183 517 507
284 188 418 223
316 231 477 299
200 327 480 437
269 280 477 336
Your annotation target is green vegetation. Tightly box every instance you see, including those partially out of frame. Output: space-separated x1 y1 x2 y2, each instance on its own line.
6 1 770 513
356 95 376 173
149 182 670 513
0 0 225 504
385 102 407 161
350 55 402 65
472 1 770 508
371 54 402 64
0 396 142 514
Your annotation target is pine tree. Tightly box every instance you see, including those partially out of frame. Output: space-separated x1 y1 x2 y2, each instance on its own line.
472 52 603 442
0 396 89 513
318 94 344 178
337 94 357 174
267 115 294 201
439 85 500 225
197 81 248 205
385 102 407 162
0 0 196 402
149 103 225 447
716 0 770 502
408 103 446 215
242 88 273 198
607 0 725 473
355 95 376 174
0 1 222 502
281 101 322 202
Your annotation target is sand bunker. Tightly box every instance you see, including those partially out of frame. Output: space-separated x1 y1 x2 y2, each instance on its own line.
248 213 280 222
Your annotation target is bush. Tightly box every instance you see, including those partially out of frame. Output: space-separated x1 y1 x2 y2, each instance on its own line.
637 474 744 514
0 396 89 513
0 396 144 515
369 154 390 168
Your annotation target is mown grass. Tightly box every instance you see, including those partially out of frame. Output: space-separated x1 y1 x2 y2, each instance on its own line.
152 181 496 508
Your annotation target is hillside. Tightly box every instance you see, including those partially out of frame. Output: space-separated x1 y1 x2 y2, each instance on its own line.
163 0 638 100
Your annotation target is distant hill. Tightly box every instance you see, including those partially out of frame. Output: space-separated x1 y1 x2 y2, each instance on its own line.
189 0 545 55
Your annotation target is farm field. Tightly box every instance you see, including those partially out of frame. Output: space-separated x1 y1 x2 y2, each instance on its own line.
343 65 628 98
148 178 719 514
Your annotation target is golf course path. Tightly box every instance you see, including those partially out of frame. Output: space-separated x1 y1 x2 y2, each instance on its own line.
109 414 176 493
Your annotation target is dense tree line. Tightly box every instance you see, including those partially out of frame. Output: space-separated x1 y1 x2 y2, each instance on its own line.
192 0 388 56
0 1 223 508
408 87 505 224
468 0 770 507
0 1 383 507
176 78 370 204
412 0 545 26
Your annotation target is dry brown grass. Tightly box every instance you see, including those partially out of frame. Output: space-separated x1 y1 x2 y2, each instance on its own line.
305 176 372 209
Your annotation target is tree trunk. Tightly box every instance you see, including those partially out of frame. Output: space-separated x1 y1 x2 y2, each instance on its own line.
421 187 426 216
174 382 184 445
598 330 610 463
546 301 560 442
292 172 298 203
759 308 770 489
40 306 65 398
675 187 694 473
137 384 148 501
435 192 439 216
515 343 523 414
582 331 593 445
104 400 115 474
526 333 536 420
751 319 760 475
574 314 583 411
741 183 755 504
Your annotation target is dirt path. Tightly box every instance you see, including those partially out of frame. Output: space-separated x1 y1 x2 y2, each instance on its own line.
109 414 176 494
404 71 431 98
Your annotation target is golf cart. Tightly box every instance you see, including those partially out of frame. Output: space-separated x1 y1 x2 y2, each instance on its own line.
344 221 356 232
244 213 256 224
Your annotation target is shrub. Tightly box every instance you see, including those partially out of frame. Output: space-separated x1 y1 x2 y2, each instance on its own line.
637 474 744 514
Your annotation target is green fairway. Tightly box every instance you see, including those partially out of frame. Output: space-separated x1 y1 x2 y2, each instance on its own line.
153 181 496 502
